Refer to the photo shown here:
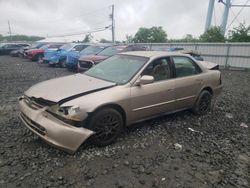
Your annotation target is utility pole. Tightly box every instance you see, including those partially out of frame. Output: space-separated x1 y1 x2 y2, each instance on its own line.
111 4 115 44
8 20 12 41
205 0 215 32
220 0 231 35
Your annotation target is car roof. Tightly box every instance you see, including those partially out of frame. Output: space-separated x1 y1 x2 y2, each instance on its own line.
120 51 188 58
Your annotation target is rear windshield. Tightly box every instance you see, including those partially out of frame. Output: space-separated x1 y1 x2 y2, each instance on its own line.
80 45 106 55
60 43 74 51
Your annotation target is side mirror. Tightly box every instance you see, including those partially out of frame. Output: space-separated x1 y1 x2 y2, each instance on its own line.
138 75 154 85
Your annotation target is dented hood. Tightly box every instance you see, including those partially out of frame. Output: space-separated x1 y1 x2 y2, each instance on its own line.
25 74 116 103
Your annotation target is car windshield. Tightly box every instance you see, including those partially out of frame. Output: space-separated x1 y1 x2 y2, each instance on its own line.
60 43 74 51
97 46 125 57
33 43 46 48
80 45 106 55
85 54 148 84
39 44 50 50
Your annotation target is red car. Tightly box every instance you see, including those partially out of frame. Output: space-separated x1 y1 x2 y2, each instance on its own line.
25 43 65 61
77 45 147 72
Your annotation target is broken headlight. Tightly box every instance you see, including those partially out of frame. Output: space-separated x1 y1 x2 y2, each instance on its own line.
47 105 87 122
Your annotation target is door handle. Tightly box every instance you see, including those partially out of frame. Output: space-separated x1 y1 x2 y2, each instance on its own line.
167 88 174 92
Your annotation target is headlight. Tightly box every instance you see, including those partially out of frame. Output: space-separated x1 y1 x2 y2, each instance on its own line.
62 105 80 116
47 105 86 122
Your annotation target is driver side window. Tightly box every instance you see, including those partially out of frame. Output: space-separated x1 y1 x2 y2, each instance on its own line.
142 57 171 81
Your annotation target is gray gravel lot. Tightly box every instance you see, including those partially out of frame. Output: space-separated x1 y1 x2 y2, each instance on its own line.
0 56 249 188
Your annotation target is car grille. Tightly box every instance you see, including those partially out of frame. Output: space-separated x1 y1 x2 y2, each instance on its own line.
20 113 46 136
24 96 56 110
79 61 93 69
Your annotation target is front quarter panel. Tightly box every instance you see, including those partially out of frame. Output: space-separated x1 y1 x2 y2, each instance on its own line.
60 85 131 121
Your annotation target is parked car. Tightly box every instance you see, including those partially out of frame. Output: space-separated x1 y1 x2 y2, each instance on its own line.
10 44 31 57
152 47 205 62
66 44 111 71
77 44 147 72
18 51 222 153
178 50 204 61
152 46 184 52
0 43 30 55
19 43 48 58
25 43 64 61
46 43 90 67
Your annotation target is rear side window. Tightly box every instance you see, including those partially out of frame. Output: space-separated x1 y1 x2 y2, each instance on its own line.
173 56 201 78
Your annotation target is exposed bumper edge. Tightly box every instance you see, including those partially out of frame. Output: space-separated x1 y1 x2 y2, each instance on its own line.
19 99 94 154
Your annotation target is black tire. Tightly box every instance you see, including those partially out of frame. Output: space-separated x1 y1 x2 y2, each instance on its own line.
59 59 66 68
48 63 56 67
18 53 23 58
34 54 43 62
192 90 212 115
87 108 123 146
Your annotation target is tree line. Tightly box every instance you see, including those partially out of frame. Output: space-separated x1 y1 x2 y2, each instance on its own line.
0 34 44 42
127 23 250 43
1 23 249 43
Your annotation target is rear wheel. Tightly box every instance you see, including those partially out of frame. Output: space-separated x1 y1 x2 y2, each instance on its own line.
87 108 123 146
18 53 23 58
48 63 55 67
192 90 212 115
36 54 43 63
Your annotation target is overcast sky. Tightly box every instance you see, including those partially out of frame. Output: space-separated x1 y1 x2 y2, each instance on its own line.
0 0 249 42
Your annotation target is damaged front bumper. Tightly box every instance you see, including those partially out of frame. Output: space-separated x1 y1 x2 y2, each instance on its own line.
18 97 94 154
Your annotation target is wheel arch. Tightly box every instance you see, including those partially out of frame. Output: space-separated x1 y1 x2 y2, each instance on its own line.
34 52 44 61
201 86 213 96
88 103 127 127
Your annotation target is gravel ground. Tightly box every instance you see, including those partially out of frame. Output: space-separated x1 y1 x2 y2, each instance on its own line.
0 56 249 188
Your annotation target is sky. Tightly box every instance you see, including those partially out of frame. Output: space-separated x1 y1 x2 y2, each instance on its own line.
0 0 249 42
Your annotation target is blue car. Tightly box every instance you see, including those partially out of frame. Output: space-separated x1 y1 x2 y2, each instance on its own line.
44 43 89 67
43 48 59 63
66 44 109 71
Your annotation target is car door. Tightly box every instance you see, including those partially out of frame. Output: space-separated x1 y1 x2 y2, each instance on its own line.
8 44 19 53
172 56 204 109
130 57 175 121
2 44 12 54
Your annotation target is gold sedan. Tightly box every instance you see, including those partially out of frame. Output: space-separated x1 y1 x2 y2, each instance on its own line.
19 51 222 153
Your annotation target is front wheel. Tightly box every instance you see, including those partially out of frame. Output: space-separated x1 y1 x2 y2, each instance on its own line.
192 90 212 115
87 108 124 146
59 59 66 68
36 54 43 63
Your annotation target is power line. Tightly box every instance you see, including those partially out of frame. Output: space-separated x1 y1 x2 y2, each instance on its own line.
230 8 241 24
226 0 250 31
0 5 113 39
46 26 111 38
